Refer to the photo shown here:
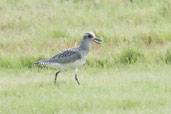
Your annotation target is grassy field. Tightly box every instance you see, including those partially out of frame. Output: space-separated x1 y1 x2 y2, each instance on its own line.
0 0 171 113
0 0 171 67
0 65 171 114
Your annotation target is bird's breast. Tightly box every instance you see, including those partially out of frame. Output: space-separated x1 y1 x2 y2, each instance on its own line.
73 56 87 67
59 56 87 71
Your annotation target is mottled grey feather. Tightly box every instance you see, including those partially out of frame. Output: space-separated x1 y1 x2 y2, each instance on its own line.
34 60 50 65
37 47 81 65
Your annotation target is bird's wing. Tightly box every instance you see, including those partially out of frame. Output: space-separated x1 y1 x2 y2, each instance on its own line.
48 48 81 64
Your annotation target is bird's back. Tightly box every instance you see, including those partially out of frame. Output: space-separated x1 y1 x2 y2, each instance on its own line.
35 47 82 66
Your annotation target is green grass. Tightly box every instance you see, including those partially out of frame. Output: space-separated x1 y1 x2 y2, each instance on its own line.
0 0 171 67
0 65 171 114
0 0 171 113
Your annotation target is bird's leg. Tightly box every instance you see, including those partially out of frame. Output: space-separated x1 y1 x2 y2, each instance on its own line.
54 71 60 84
75 68 80 85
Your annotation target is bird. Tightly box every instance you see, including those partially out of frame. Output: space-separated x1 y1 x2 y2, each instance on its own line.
35 32 102 85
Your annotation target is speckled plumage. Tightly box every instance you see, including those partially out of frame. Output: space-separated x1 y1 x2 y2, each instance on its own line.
35 32 101 85
37 47 81 65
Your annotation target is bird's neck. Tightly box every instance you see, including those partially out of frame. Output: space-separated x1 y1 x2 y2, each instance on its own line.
79 39 91 52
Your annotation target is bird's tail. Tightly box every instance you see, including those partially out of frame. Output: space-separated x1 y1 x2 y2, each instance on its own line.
34 60 49 66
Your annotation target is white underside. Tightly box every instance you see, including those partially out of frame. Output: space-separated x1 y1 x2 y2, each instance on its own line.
46 57 87 71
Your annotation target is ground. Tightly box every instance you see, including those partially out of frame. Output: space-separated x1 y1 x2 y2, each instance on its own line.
0 65 171 114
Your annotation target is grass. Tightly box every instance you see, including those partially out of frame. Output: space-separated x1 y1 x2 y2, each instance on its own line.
0 0 171 67
0 65 171 114
0 0 171 113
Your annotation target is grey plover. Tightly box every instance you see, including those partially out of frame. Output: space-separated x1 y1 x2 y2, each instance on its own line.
35 32 101 85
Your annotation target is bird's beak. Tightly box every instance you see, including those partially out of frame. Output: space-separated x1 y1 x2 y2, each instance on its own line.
93 37 102 44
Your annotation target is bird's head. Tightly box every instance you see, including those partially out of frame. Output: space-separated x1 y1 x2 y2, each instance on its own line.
83 32 102 44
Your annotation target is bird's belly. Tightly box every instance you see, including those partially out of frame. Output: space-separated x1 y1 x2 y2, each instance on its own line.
61 58 86 70
46 57 86 71
46 63 61 69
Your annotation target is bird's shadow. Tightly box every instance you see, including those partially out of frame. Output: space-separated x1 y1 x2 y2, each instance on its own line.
38 81 67 88
53 81 67 87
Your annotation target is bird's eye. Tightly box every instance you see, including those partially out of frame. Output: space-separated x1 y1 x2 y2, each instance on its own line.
88 34 92 38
